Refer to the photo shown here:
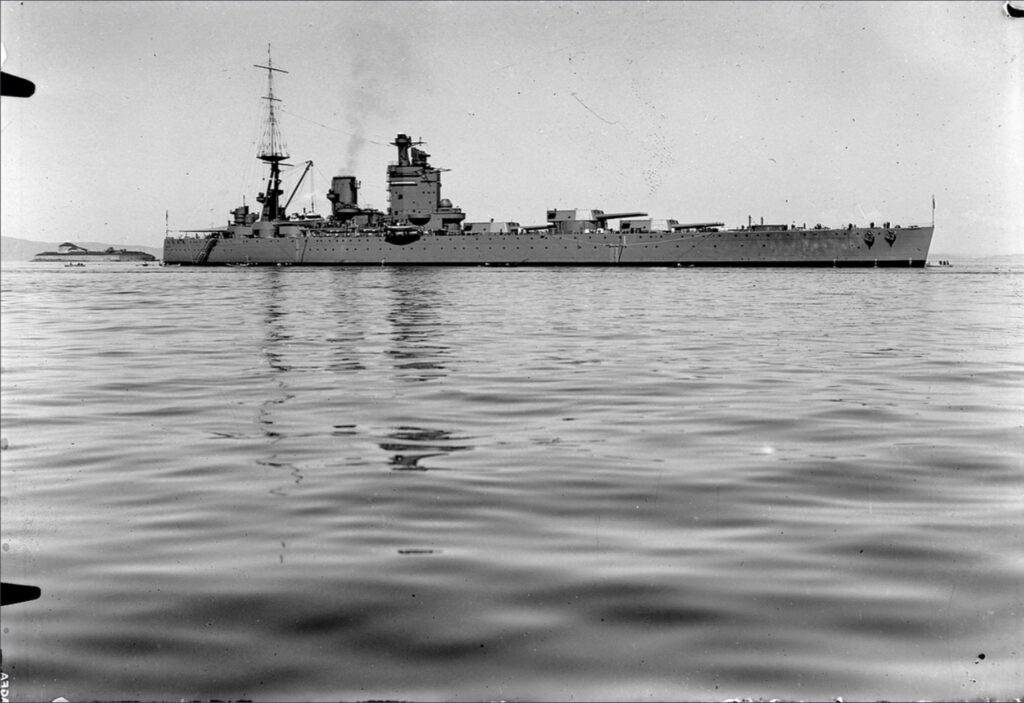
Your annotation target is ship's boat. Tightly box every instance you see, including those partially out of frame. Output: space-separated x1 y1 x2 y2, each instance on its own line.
163 53 933 267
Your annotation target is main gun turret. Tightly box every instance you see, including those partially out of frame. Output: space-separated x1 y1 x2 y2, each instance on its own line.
546 208 649 234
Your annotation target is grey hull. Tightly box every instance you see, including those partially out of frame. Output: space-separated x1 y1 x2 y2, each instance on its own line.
163 226 933 267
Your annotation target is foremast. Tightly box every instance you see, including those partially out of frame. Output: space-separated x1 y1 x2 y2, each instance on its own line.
254 45 289 223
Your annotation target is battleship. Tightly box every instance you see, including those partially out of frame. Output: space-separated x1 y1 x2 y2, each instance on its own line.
163 54 933 267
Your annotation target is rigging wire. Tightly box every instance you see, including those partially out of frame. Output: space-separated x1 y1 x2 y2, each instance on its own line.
279 108 393 148
234 105 392 216
312 162 331 186
312 163 338 214
237 96 266 206
308 168 316 215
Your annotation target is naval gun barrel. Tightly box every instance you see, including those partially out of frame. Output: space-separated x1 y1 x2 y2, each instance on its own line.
595 211 647 221
520 224 555 231
671 221 725 230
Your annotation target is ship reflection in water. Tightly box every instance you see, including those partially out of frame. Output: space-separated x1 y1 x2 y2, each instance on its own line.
257 269 302 492
380 426 474 472
2 262 1021 701
386 270 452 382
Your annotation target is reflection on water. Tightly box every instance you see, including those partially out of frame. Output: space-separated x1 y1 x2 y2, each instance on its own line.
386 269 450 382
258 270 303 498
1 263 1022 701
380 426 474 471
326 270 369 374
261 269 294 374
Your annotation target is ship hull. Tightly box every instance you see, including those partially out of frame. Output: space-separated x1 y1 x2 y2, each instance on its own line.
33 252 155 262
163 226 933 267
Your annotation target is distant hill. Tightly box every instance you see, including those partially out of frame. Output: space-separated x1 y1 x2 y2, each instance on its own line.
1 236 163 261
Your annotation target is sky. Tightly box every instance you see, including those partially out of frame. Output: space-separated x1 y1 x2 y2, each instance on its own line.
1 0 1021 257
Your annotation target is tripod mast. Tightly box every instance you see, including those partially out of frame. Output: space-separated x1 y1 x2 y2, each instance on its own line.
254 45 290 221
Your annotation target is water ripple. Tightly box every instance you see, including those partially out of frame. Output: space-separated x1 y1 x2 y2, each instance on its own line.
2 262 1022 700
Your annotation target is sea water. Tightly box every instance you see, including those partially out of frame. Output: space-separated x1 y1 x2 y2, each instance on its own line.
1 261 1022 701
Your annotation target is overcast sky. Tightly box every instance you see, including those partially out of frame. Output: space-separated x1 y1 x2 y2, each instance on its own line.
1 0 1021 256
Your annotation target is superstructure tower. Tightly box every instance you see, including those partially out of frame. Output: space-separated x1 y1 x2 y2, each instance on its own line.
386 134 465 231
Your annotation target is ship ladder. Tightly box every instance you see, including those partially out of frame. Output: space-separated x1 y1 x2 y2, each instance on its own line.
607 234 626 264
194 238 218 264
